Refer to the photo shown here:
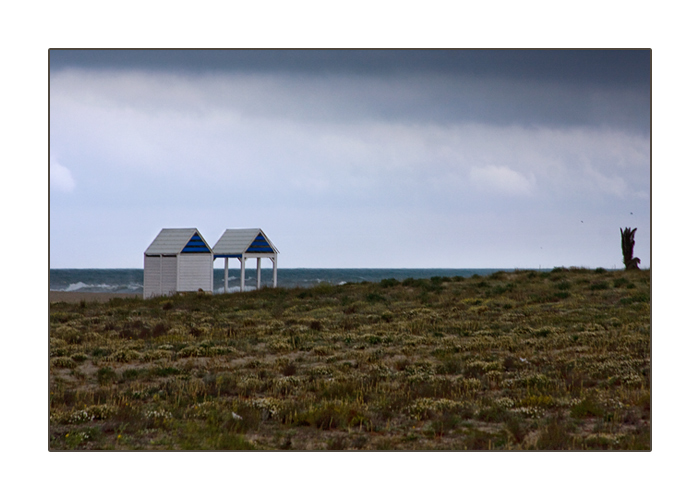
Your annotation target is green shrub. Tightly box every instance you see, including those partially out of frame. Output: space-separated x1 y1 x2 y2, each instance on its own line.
417 280 443 293
436 356 462 375
426 412 462 437
53 325 83 344
91 347 111 358
152 366 180 377
571 398 604 418
619 293 649 305
537 414 575 450
613 277 630 288
121 368 146 381
584 434 618 450
279 360 297 376
555 281 572 290
505 414 530 444
295 401 367 430
366 292 387 304
488 284 512 296
71 353 88 363
52 357 76 369
534 327 552 338
326 436 348 450
97 367 117 386
476 405 511 423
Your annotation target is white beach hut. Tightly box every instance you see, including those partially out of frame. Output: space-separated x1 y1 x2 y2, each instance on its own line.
212 228 279 292
143 228 213 298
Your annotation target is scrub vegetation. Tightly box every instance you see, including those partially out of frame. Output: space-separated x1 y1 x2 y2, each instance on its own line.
50 268 650 450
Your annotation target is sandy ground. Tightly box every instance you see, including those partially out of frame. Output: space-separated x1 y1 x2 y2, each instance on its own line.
50 291 141 304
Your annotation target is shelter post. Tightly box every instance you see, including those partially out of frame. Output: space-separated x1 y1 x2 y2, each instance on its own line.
240 257 245 292
224 257 229 293
273 256 278 288
256 258 262 290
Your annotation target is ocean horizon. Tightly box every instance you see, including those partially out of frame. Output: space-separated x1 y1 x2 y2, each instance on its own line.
49 268 547 294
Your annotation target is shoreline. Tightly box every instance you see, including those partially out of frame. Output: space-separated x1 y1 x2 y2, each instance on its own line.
50 291 141 303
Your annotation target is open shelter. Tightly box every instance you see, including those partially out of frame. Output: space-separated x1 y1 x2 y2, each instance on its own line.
212 228 279 292
143 228 213 298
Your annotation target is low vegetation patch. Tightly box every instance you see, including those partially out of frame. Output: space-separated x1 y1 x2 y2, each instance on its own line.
50 268 650 450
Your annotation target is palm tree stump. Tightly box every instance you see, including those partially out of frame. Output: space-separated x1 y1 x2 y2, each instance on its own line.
621 227 640 270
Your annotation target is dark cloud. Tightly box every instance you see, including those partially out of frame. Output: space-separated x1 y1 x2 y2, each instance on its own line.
50 49 649 88
49 49 650 132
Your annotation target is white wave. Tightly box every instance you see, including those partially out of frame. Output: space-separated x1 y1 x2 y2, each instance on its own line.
215 285 257 294
65 282 90 291
63 282 143 292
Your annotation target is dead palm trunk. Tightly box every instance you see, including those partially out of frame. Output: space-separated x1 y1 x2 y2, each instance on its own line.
621 227 640 270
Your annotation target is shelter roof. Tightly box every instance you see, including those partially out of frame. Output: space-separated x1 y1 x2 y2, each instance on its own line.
212 228 279 257
144 228 211 255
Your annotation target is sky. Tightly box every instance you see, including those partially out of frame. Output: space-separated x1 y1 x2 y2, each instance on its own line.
49 49 650 269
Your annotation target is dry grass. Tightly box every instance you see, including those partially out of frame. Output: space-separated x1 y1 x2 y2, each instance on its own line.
49 268 650 450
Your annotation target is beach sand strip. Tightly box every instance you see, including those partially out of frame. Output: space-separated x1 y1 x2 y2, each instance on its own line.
50 291 141 304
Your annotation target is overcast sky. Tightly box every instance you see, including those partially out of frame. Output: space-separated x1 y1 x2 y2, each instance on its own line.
49 49 650 269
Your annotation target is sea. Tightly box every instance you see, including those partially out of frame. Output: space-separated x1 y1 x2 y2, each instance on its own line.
49 268 528 294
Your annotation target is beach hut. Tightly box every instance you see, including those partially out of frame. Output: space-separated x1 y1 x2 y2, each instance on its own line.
143 228 213 298
212 228 279 292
